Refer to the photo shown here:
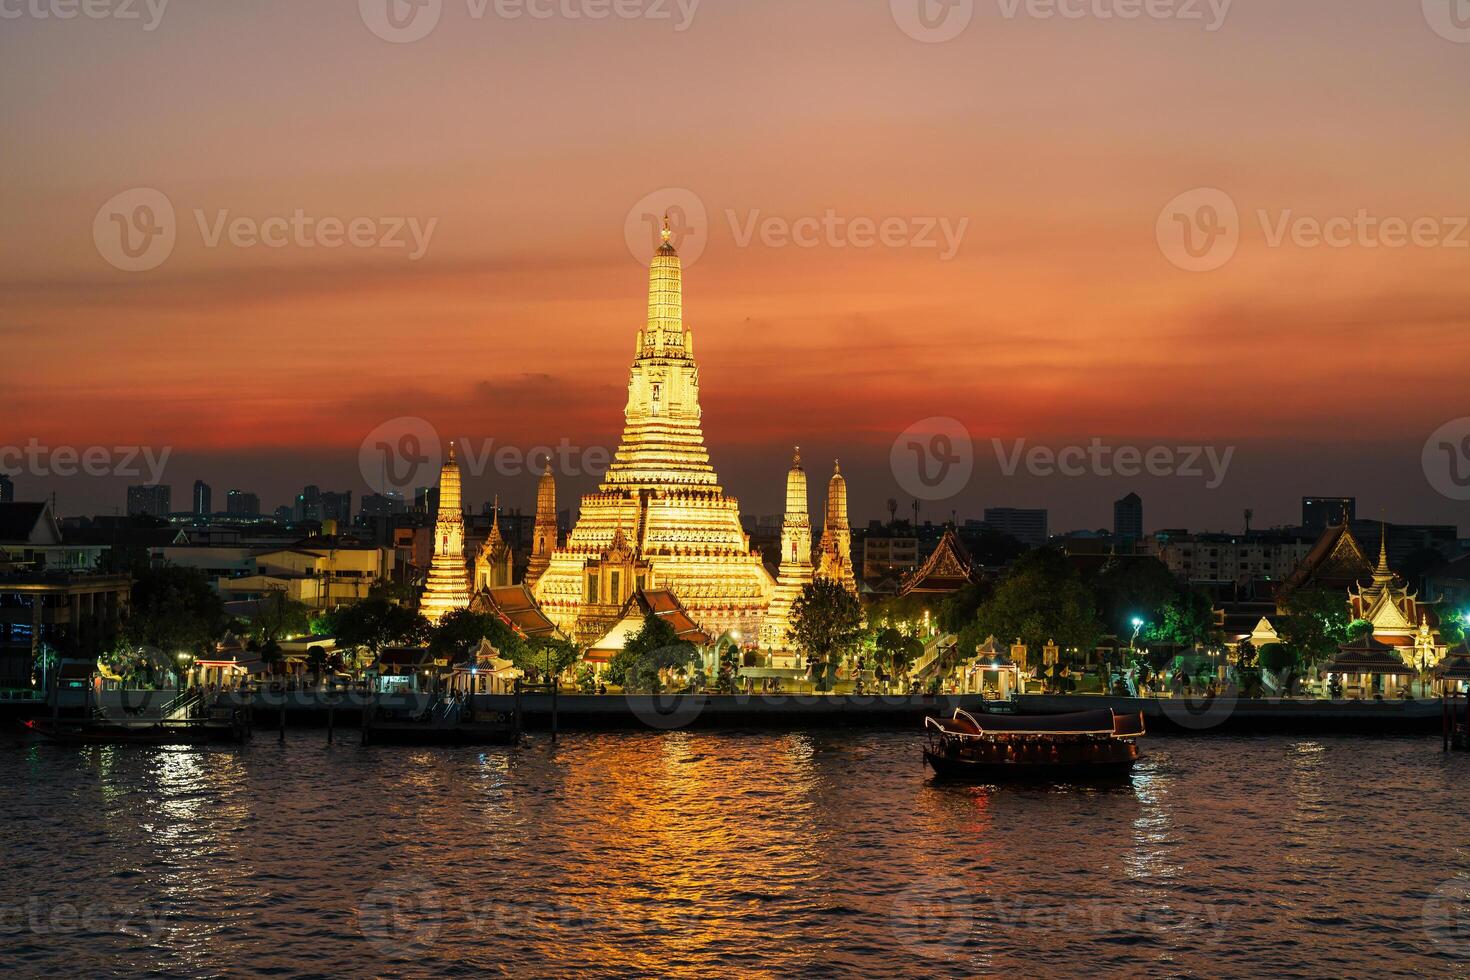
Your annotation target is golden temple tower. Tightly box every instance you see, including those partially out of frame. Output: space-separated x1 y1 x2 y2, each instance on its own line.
762 447 815 647
525 460 558 588
532 220 775 642
817 459 858 594
420 442 472 623
474 496 514 591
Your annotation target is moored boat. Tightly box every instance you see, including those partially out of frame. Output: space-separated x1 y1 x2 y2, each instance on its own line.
923 707 1144 780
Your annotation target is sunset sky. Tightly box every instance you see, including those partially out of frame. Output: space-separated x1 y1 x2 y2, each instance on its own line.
3 0 1469 532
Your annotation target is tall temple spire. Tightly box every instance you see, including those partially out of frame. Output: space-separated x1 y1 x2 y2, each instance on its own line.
1373 521 1395 585
644 214 686 358
763 445 814 646
525 457 558 588
602 231 718 491
420 440 472 623
817 458 857 594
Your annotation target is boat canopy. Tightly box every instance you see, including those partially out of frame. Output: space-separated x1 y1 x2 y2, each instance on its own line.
930 707 1146 738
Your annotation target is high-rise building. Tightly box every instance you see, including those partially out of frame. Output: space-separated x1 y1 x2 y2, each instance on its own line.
360 492 407 521
126 484 171 517
294 485 352 525
193 480 212 516
0 473 13 503
272 505 293 525
226 490 261 516
983 507 1048 548
1302 496 1355 532
1114 492 1143 544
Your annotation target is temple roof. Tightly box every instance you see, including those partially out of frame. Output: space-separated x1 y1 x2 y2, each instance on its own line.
1280 521 1373 595
587 588 710 654
1322 636 1414 675
900 527 976 596
469 584 563 639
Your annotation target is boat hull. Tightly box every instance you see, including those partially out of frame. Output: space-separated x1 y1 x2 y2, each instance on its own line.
924 748 1137 781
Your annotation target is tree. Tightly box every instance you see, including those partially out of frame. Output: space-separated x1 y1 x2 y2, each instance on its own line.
427 609 523 668
715 642 740 694
322 598 429 672
124 565 229 659
1256 642 1300 694
248 591 311 650
1146 589 1220 649
1091 557 1185 639
1276 587 1353 673
519 636 582 686
970 549 1102 661
788 578 865 692
607 613 698 693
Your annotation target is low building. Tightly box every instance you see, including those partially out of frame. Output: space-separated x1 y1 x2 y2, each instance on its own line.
1147 529 1314 587
0 571 131 688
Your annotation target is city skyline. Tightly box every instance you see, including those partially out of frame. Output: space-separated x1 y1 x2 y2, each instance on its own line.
4 3 1469 534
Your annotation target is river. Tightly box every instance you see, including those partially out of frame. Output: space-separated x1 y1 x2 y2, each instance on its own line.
2 732 1467 977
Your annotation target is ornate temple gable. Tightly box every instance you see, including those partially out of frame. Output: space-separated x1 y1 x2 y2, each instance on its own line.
474 498 515 592
1280 521 1374 600
900 528 976 597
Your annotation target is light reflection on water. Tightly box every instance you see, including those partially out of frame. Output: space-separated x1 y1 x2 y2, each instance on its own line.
1 732 1468 977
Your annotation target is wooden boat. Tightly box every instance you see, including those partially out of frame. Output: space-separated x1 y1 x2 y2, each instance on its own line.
924 707 1144 780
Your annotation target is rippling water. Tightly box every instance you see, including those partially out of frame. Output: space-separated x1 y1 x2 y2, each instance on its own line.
2 731 1468 977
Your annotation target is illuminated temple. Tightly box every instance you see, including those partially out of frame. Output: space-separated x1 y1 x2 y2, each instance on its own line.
532 224 778 643
419 443 473 623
